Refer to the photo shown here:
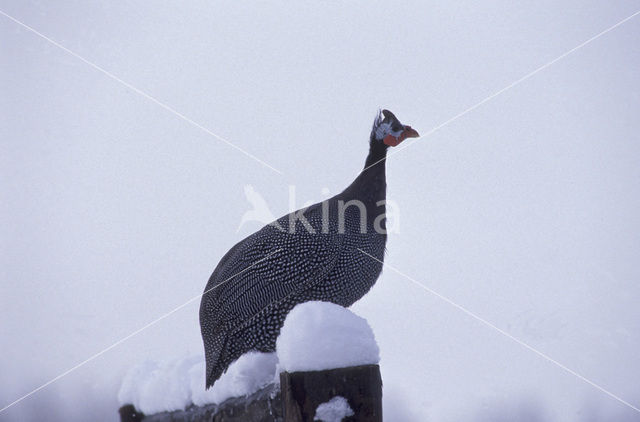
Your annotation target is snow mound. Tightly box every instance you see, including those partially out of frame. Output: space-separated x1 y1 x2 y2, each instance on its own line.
118 355 198 414
276 301 379 372
118 301 379 414
314 396 354 422
190 351 277 406
118 352 277 414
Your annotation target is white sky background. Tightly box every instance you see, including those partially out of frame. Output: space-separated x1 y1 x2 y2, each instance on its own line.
1 1 640 421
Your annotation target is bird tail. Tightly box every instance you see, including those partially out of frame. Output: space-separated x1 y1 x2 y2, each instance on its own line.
204 330 229 389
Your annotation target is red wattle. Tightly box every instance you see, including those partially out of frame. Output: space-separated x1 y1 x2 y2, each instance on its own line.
383 134 401 146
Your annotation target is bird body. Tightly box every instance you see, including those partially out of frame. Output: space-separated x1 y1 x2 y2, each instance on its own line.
200 110 419 388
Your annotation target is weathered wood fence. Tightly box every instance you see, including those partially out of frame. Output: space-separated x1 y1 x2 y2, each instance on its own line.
119 364 382 422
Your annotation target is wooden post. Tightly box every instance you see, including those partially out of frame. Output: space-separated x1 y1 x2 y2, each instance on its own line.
118 404 145 422
280 364 382 422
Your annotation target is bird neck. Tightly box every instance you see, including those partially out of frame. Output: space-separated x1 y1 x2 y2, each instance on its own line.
364 140 388 169
342 141 388 208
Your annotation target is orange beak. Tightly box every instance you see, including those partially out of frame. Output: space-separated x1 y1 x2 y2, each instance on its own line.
402 126 420 139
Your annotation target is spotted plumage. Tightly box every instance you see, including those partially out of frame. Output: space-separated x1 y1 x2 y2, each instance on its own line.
199 109 419 388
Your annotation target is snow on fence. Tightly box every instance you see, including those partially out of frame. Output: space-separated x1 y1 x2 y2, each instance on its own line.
118 302 382 422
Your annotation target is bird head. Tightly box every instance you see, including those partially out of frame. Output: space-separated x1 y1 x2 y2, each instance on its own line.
371 109 420 147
